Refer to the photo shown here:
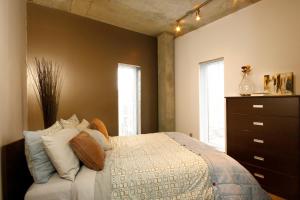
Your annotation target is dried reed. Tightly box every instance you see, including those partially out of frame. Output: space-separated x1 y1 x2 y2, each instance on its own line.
29 58 63 128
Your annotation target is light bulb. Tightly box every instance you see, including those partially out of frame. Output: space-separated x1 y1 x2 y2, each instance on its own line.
196 10 201 21
176 24 181 32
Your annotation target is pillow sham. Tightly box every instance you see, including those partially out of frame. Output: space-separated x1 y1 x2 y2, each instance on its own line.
76 119 90 131
23 121 63 183
69 132 105 171
39 121 63 135
90 118 109 141
84 129 112 151
42 128 80 181
24 131 56 183
60 114 80 129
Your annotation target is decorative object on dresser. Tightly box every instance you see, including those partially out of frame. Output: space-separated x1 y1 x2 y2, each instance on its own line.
29 58 63 128
264 72 294 95
226 96 300 199
239 65 254 96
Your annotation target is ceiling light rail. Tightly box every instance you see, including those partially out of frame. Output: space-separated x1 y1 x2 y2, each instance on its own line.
175 0 213 33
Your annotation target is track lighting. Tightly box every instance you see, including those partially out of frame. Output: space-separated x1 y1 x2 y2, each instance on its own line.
174 0 212 33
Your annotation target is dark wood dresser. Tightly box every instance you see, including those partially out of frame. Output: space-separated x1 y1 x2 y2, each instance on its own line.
226 96 300 199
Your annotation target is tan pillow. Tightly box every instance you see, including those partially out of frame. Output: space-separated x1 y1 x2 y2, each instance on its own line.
69 132 105 171
90 118 109 141
41 128 80 181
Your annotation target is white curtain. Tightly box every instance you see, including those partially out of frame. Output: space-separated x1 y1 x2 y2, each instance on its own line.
200 59 225 151
118 64 141 136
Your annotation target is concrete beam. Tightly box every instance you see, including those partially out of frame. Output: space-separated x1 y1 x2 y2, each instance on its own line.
157 32 175 131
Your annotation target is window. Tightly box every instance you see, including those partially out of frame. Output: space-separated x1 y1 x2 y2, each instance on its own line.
199 58 225 151
118 63 141 136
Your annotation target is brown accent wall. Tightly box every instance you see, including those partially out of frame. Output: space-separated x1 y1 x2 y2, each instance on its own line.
27 3 158 135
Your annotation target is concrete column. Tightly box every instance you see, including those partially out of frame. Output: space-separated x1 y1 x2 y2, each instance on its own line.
157 32 175 131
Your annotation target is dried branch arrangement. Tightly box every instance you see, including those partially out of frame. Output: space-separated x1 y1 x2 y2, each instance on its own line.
241 65 252 74
29 58 63 128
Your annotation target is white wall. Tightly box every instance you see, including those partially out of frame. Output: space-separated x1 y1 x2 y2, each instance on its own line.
0 0 27 198
175 0 300 139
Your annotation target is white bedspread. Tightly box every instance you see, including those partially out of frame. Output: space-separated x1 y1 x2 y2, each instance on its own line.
95 133 214 200
26 133 215 200
25 166 96 200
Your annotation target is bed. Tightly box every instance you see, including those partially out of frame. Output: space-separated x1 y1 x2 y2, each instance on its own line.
2 132 270 200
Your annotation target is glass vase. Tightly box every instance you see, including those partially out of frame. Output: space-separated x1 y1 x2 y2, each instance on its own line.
239 73 254 96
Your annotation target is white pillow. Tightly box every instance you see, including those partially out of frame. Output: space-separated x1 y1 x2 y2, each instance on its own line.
60 114 80 128
76 119 90 131
39 121 63 135
42 128 80 181
84 129 112 151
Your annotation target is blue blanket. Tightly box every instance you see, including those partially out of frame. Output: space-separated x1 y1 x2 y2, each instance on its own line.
165 132 270 200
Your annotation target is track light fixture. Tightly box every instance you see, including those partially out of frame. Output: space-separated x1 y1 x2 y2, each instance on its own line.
175 0 212 34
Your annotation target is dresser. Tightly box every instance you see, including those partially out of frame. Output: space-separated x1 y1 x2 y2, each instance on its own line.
226 96 300 199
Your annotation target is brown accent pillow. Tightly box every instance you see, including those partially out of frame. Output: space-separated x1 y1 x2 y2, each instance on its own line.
90 118 109 141
69 132 105 171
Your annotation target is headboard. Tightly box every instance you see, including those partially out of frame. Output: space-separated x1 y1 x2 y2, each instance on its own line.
2 139 33 200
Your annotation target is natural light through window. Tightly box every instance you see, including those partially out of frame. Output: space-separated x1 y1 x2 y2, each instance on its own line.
118 63 141 136
199 58 225 152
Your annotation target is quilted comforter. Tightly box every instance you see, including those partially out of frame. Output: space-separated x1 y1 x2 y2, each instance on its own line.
165 132 270 200
94 132 270 200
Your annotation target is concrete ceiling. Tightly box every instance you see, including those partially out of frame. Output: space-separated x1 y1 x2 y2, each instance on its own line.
28 0 261 36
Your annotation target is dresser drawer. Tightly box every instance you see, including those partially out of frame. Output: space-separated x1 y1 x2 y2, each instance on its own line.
227 114 300 153
242 163 299 199
227 130 299 155
228 144 299 176
226 97 300 117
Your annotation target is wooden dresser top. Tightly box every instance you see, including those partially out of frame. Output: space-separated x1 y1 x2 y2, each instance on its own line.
225 95 300 98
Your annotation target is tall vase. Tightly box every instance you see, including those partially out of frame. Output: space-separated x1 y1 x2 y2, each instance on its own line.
239 73 254 96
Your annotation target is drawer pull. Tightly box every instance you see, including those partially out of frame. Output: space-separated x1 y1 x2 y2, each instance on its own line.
254 156 264 161
253 122 264 126
253 138 264 144
253 104 263 109
254 173 264 179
